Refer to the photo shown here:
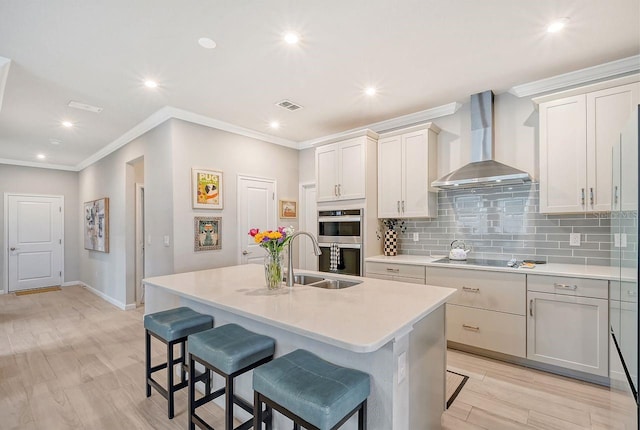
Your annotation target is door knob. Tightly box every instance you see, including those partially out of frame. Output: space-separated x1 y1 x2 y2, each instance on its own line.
242 250 250 255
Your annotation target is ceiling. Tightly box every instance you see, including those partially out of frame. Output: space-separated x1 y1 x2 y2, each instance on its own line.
0 0 638 170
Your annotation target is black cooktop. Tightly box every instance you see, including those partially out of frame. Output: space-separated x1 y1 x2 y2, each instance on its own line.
433 258 511 268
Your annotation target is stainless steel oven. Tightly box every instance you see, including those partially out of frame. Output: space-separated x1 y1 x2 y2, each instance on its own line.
317 209 363 276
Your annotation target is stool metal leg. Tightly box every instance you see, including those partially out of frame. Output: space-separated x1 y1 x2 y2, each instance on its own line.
167 341 175 419
359 399 367 430
225 374 234 430
188 353 196 430
180 341 187 384
145 330 151 397
254 392 263 430
265 404 272 430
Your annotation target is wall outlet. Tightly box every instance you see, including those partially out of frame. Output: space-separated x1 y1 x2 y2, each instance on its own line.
163 235 170 247
614 233 621 247
413 232 419 242
621 233 628 248
569 233 581 246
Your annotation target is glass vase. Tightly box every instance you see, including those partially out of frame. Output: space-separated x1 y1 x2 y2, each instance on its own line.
264 252 284 290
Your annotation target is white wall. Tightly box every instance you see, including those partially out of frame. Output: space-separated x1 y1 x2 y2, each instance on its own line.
171 119 300 273
0 164 80 287
298 147 315 184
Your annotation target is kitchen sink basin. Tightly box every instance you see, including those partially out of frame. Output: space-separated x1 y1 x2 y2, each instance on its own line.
283 274 362 289
283 274 326 285
307 278 362 289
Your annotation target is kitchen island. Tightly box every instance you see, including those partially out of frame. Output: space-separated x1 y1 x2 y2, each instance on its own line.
143 264 456 430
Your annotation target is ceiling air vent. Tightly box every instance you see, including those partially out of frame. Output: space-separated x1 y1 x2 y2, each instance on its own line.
276 99 303 111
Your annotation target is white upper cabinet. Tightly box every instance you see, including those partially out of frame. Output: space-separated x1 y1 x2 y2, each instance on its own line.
538 80 639 214
315 132 376 202
377 124 439 218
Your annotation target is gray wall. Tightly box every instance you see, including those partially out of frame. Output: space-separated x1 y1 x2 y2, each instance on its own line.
397 183 619 266
0 164 80 288
171 119 300 273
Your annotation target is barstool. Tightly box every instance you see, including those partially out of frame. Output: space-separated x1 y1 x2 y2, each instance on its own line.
144 307 214 418
188 323 275 430
253 349 370 430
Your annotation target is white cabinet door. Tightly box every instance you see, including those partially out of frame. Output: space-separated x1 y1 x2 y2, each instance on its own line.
586 83 640 212
402 130 430 217
527 291 608 376
539 95 587 213
338 139 365 200
378 136 402 218
315 143 339 202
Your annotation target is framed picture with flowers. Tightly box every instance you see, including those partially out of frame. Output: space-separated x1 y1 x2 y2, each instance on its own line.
192 168 223 209
279 200 297 219
194 216 222 251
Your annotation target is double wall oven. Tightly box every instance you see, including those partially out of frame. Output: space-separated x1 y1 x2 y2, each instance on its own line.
317 209 363 276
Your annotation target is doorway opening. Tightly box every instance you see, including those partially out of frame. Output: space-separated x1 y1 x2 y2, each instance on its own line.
126 156 145 307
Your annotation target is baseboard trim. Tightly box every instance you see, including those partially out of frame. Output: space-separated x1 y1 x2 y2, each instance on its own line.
80 282 135 311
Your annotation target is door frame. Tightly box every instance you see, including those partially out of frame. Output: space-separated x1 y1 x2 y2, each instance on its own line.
236 174 277 265
299 182 317 270
3 192 65 294
135 183 145 305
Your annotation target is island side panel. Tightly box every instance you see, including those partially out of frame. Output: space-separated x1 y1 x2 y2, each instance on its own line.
409 304 446 429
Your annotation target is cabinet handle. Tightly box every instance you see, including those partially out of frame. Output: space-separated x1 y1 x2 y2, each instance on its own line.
529 299 533 317
581 188 585 205
397 201 400 213
338 184 341 196
386 268 400 272
462 286 480 293
614 186 619 205
401 200 405 213
554 283 577 290
334 185 338 196
590 187 594 205
626 290 636 297
462 324 480 331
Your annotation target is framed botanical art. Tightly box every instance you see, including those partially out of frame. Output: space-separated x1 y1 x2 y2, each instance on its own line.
84 197 109 252
279 200 297 219
194 216 222 251
192 168 223 209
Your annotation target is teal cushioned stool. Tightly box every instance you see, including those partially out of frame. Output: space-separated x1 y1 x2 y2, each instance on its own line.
187 323 275 430
253 349 370 430
144 307 213 419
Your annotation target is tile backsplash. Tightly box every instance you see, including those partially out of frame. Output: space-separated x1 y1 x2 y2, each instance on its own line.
395 183 637 266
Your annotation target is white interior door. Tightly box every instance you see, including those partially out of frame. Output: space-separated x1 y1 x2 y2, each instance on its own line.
299 184 318 271
238 176 276 264
7 194 63 292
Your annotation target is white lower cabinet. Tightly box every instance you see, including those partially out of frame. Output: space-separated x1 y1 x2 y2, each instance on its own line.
365 262 425 284
527 275 609 377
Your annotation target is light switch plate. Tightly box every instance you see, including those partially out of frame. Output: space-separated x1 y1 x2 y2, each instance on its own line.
413 232 419 242
569 233 581 246
163 235 170 247
621 233 628 248
398 352 407 383
614 233 621 247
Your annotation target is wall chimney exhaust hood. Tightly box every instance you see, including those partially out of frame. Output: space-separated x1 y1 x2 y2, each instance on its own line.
431 91 532 189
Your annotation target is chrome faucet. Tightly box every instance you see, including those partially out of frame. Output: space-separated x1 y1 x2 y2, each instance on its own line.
286 231 322 287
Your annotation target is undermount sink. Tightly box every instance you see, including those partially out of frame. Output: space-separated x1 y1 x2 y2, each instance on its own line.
283 274 362 289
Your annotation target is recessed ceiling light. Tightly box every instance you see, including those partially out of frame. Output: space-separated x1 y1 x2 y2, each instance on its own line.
365 87 377 96
198 37 217 49
284 32 299 44
62 121 73 128
50 139 62 145
270 121 280 129
144 80 158 88
547 18 569 33
37 154 46 160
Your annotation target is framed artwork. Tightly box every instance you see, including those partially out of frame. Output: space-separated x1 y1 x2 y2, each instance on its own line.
194 216 222 251
84 197 109 253
279 200 297 219
192 168 223 209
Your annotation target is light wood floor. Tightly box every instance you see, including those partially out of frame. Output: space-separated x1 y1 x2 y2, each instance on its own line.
0 285 636 429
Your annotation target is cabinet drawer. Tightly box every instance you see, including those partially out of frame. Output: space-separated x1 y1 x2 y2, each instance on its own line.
428 267 525 315
527 274 607 299
366 262 425 280
447 304 526 357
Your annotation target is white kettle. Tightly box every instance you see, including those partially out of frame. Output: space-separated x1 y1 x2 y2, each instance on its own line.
449 240 471 261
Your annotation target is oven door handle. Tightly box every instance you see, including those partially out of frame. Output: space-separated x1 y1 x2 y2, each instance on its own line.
319 243 361 249
318 216 362 222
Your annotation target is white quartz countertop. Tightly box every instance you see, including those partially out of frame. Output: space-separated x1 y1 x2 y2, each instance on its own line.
366 255 635 282
143 264 456 353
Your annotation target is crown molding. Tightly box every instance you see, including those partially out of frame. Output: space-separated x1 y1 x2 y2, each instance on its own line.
509 55 640 97
0 157 78 171
0 57 11 113
298 101 461 149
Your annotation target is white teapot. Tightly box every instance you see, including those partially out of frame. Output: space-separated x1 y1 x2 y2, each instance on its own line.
449 240 471 261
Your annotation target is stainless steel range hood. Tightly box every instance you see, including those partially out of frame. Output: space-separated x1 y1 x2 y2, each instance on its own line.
431 91 532 189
